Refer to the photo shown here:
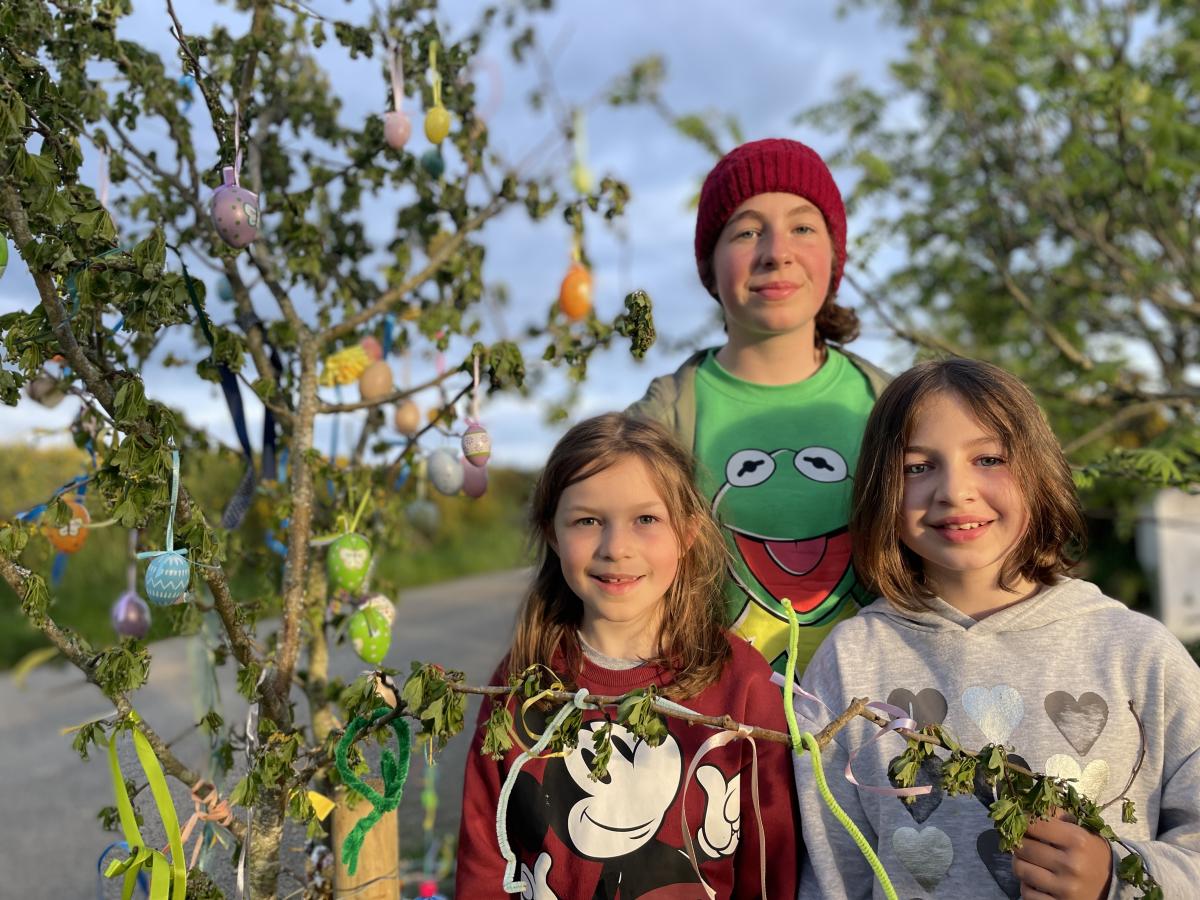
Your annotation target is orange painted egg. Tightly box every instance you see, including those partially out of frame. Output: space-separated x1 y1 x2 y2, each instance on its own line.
45 499 90 553
558 264 592 321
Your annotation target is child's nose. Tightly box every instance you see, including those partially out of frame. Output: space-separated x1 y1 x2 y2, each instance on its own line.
936 465 977 503
599 525 633 559
759 229 794 267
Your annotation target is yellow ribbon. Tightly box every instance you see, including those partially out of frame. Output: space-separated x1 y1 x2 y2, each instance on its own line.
104 712 187 899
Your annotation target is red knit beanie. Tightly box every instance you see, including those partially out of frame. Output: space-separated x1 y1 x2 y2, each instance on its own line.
694 138 846 298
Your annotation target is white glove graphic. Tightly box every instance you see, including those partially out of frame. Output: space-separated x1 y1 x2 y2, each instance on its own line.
695 765 740 858
519 852 558 900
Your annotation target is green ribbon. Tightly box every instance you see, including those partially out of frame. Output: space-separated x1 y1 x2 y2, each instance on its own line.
104 711 187 899
334 706 412 876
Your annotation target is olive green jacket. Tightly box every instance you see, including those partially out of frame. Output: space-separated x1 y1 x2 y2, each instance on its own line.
627 346 892 449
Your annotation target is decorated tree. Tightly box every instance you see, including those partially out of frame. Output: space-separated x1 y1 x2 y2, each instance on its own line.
0 0 653 894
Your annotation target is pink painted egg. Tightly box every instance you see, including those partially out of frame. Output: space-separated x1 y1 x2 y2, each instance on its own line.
462 459 488 498
384 110 412 149
359 336 383 361
210 166 260 249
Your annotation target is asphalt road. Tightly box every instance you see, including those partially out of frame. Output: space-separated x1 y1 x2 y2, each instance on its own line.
0 567 528 899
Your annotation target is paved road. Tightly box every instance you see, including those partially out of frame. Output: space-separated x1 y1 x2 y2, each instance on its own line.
0 568 528 899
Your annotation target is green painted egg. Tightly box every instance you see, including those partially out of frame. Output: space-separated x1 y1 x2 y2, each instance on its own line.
348 607 390 664
327 533 371 593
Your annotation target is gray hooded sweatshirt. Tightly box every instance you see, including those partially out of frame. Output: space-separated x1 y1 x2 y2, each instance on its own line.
793 578 1200 899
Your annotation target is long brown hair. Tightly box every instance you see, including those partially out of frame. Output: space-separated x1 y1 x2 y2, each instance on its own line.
509 413 732 699
851 358 1085 611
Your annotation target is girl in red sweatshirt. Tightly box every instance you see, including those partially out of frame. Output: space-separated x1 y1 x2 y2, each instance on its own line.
455 412 799 898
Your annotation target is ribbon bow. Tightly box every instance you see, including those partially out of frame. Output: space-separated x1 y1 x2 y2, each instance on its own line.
177 780 235 870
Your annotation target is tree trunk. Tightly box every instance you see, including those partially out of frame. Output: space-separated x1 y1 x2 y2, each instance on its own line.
246 788 287 898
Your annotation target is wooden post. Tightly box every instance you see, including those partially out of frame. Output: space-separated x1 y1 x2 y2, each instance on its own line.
332 779 400 899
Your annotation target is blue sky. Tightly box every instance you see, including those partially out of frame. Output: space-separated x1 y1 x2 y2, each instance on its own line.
0 0 914 468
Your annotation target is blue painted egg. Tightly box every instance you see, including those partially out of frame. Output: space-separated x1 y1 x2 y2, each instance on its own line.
145 551 190 606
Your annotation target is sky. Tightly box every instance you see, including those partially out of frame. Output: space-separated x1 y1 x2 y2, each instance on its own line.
0 0 914 469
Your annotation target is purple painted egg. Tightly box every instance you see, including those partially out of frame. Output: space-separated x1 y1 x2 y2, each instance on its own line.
462 459 487 498
111 590 151 639
384 110 412 149
210 166 260 249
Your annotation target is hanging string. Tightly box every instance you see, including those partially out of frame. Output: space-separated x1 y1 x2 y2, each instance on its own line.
389 43 405 113
232 99 242 181
98 146 111 215
470 351 481 422
127 529 138 593
428 41 442 110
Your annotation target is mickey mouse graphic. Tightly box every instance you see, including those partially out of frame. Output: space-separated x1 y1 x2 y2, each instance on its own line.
506 719 742 899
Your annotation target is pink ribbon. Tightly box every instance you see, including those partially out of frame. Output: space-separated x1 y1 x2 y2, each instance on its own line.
772 673 932 799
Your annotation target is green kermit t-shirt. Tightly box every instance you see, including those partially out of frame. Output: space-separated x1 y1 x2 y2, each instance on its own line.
694 348 876 675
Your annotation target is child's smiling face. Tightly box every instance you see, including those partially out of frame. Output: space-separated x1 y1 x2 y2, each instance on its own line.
710 191 833 346
899 391 1033 600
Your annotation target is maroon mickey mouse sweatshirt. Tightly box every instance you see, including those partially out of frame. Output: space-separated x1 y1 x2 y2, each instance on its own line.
455 634 800 899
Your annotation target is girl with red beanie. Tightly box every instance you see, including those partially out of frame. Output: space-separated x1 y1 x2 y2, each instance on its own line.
630 138 889 677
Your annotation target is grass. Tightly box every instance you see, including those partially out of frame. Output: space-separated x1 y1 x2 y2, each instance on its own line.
0 444 535 670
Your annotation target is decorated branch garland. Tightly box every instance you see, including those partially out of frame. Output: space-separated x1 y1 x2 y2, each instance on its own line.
331 594 1163 899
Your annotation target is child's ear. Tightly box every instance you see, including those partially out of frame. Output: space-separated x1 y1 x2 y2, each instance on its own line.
681 515 701 552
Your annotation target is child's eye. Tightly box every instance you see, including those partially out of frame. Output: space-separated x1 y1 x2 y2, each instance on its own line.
636 514 659 525
574 517 599 527
977 456 1005 468
734 228 759 240
903 463 929 476
793 224 815 235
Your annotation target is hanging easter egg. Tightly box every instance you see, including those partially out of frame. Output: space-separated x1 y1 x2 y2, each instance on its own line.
558 263 592 321
145 551 191 606
210 166 260 249
406 500 440 536
361 593 397 627
461 423 491 467
216 276 235 302
420 149 445 178
26 373 66 408
393 399 422 437
462 459 488 499
0 238 8 280
359 336 383 361
428 448 464 495
111 590 151 639
45 498 91 553
347 606 391 665
424 106 450 144
327 532 372 593
384 109 412 149
358 359 395 403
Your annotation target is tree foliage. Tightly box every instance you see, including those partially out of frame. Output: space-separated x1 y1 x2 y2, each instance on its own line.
799 0 1199 488
0 0 656 894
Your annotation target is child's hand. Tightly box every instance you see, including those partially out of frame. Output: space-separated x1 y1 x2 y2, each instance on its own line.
1011 813 1113 899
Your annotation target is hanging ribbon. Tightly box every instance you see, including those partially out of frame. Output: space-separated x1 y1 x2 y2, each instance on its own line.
179 259 277 529
677 723 766 900
334 707 413 876
232 100 243 182
103 713 187 900
177 780 235 870
237 668 267 898
137 449 184 561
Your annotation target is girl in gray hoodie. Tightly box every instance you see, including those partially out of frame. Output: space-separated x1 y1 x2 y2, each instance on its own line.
795 358 1200 899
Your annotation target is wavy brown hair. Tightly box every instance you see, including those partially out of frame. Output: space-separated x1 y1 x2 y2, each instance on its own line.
508 413 732 699
851 358 1085 611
